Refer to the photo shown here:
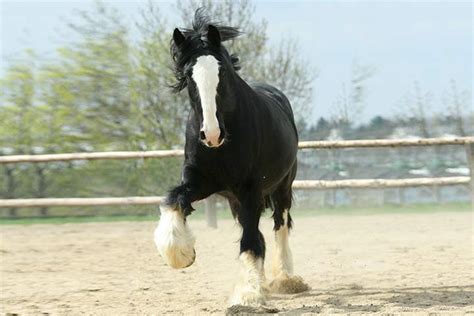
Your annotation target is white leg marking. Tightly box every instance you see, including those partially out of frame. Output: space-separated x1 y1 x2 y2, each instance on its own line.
272 210 293 277
269 210 310 294
153 205 196 269
192 55 221 147
230 252 266 306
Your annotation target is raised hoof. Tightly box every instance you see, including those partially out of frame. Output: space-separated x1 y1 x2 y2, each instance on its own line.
153 206 196 269
161 246 196 269
269 274 310 294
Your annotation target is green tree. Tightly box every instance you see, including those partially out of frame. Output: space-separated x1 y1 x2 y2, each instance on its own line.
134 1 188 148
0 56 45 214
61 1 135 149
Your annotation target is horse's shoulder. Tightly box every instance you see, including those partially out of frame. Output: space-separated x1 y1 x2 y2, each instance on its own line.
250 83 296 130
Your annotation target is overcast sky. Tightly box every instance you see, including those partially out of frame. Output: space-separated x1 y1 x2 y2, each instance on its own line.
1 0 472 124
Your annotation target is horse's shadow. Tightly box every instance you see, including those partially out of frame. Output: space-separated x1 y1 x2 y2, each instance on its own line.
226 284 474 315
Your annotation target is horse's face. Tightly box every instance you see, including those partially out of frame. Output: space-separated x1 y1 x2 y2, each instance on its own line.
172 26 233 148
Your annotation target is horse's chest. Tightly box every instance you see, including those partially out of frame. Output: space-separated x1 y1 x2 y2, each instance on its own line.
195 151 250 182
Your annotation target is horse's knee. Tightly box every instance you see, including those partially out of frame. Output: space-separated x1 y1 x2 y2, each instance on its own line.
154 204 196 269
166 185 195 215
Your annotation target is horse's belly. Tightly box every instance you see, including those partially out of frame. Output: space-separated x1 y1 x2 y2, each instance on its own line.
260 147 297 192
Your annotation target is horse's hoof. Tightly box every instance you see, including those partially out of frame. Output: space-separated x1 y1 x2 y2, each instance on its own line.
269 274 310 294
229 287 266 306
154 206 196 269
162 246 196 269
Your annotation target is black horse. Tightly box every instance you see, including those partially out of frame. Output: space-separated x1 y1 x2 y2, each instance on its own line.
154 10 308 306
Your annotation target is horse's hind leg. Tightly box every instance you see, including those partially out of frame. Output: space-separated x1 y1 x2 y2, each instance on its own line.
270 166 310 294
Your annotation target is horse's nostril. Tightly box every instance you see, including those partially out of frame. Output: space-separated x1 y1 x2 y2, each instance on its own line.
199 131 206 140
219 130 225 142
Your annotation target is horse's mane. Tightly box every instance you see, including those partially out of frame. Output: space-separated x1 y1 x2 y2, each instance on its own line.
170 8 242 93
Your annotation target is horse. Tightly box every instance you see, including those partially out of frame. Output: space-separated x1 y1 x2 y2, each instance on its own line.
154 9 308 306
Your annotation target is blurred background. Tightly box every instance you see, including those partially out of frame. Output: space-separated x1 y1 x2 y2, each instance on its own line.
0 0 472 219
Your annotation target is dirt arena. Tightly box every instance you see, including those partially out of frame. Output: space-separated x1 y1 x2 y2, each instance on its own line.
1 211 473 315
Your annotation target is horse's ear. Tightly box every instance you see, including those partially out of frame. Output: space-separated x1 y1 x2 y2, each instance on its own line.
173 28 185 46
207 25 221 46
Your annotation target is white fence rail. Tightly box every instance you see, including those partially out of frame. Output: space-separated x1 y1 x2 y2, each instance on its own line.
1 137 472 164
292 177 470 189
1 137 473 224
1 177 469 209
0 196 165 208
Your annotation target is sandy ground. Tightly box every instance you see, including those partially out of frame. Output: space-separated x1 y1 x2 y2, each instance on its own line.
1 211 473 315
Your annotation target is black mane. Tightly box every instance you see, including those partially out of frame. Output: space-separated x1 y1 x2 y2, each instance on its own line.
170 8 242 93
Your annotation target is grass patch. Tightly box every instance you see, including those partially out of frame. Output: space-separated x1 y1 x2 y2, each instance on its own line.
0 202 470 226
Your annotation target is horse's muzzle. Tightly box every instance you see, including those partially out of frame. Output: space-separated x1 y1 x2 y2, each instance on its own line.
200 128 226 148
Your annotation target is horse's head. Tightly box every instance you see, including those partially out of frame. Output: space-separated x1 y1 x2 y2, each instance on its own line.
170 9 241 148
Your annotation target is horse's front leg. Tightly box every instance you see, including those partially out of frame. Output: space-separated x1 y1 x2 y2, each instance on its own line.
230 188 267 306
154 168 216 269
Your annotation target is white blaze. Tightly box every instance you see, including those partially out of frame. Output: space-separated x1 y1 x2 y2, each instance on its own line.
192 55 220 146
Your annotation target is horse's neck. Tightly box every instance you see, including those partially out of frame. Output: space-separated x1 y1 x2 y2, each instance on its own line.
224 74 256 111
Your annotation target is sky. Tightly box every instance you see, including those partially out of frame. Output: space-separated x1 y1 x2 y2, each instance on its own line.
1 0 472 124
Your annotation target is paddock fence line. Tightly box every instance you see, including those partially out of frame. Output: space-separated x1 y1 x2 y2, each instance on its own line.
1 137 473 226
1 177 469 208
1 137 473 164
0 197 165 208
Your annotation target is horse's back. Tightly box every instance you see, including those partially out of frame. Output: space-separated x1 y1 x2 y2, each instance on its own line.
249 83 299 192
251 83 298 138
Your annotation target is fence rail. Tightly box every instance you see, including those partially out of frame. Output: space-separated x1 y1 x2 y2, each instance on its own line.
1 137 473 219
0 177 469 208
292 176 470 189
0 197 165 208
298 137 474 149
1 137 473 164
0 149 184 164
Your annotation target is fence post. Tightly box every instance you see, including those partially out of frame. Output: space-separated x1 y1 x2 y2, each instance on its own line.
204 195 218 228
466 143 474 211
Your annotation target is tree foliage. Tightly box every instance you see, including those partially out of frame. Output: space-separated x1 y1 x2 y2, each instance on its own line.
0 0 316 215
1 1 471 216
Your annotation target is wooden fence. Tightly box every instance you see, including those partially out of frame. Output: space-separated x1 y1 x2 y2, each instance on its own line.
1 137 473 227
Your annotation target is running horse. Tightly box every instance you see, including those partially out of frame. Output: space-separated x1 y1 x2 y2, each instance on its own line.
154 9 308 306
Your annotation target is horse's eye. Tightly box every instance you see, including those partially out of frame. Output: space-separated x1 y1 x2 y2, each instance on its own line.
200 39 208 48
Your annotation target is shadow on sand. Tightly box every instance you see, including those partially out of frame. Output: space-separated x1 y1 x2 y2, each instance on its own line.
226 284 474 315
